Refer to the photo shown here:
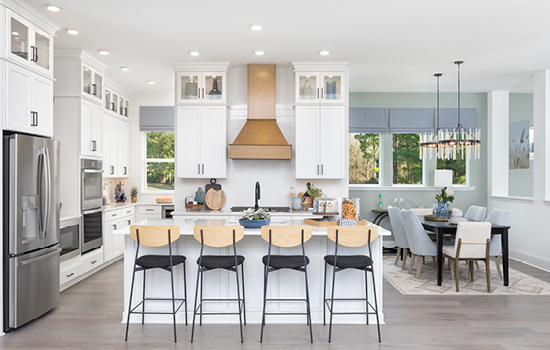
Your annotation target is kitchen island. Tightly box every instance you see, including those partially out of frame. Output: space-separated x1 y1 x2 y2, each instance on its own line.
115 217 390 325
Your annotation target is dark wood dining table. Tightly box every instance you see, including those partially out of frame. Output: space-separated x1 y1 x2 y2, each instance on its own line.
419 218 511 286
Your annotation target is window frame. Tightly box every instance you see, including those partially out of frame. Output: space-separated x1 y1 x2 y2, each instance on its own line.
142 131 175 194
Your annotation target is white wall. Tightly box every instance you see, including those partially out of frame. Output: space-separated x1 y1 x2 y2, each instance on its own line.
488 71 550 271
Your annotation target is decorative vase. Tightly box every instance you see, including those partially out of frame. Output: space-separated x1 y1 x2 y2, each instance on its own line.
435 201 449 218
239 219 271 229
132 196 137 203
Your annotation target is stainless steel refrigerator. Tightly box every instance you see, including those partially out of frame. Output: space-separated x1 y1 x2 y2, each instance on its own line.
3 133 61 331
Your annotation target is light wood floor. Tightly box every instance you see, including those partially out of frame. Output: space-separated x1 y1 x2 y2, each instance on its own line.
1 258 550 349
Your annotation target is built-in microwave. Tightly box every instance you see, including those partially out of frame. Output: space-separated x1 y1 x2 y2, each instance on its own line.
60 217 80 261
81 158 103 211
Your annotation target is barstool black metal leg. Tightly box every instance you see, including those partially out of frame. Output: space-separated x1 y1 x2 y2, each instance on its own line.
190 267 202 343
323 261 327 326
260 265 269 343
183 261 188 325
235 265 244 343
370 268 381 343
364 269 369 325
241 264 247 325
142 269 146 325
328 265 337 343
304 266 313 343
125 265 138 341
170 266 177 342
200 270 205 326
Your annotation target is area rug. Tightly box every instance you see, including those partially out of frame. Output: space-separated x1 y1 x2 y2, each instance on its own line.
383 256 550 295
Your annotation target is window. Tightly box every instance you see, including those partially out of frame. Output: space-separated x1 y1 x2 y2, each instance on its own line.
437 157 466 185
145 131 175 191
349 133 379 184
393 134 422 184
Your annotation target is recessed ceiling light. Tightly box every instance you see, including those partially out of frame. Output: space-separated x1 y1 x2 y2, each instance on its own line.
147 81 156 85
66 29 79 35
189 51 200 56
98 49 110 55
120 66 130 72
45 4 62 12
250 24 263 31
254 50 265 56
320 50 330 56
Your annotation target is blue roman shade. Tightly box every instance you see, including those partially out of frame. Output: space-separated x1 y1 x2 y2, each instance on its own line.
139 106 175 131
437 108 477 130
389 108 432 134
349 108 388 133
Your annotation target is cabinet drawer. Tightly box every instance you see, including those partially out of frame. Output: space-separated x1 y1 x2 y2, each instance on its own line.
121 206 135 218
60 264 82 286
80 248 104 272
138 206 161 215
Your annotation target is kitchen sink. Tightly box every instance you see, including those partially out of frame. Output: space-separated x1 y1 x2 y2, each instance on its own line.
230 206 291 213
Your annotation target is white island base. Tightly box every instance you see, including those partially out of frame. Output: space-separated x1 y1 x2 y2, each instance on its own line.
117 218 389 325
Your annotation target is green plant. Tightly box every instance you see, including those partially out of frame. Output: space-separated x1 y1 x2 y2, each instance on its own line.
240 208 271 220
130 186 138 197
435 186 455 203
306 183 323 199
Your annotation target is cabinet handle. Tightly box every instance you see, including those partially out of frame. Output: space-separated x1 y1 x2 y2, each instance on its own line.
92 84 97 96
321 164 324 175
112 213 117 217
30 46 36 62
123 166 127 175
321 88 324 99
202 88 205 99
146 209 154 212
113 224 117 229
198 164 200 175
34 46 39 63
124 107 128 116
127 220 131 225
66 272 74 277
317 88 319 99
202 164 204 174
111 102 115 111
91 140 97 151
126 210 132 213
30 111 38 126
91 260 98 264
111 166 114 175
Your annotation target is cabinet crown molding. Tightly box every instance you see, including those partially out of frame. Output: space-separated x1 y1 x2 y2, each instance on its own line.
1 0 60 34
291 61 349 72
174 62 231 72
54 50 107 72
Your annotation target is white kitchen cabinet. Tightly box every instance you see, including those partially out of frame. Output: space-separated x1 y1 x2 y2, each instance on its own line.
105 85 130 118
81 99 103 156
104 206 134 262
294 71 346 104
176 105 227 178
5 62 53 137
295 105 345 179
176 72 227 104
7 9 54 77
137 205 162 220
118 119 130 176
103 116 130 178
82 63 103 102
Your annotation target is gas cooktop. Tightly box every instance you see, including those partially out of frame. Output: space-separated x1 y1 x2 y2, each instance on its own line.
230 206 291 213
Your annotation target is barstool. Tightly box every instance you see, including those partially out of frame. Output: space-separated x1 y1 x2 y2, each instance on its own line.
125 225 187 343
323 226 381 343
191 226 246 343
260 225 313 343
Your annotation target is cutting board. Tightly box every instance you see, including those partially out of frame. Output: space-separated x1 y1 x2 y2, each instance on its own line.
204 189 226 210
205 179 222 210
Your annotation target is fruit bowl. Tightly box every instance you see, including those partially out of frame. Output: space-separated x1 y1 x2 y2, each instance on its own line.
239 219 270 229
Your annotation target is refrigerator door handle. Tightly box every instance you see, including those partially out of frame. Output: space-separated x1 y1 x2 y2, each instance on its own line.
18 248 61 266
37 150 45 238
43 148 52 239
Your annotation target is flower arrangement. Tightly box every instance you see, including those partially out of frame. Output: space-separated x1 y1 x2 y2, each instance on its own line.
435 187 455 203
306 183 323 199
240 208 271 221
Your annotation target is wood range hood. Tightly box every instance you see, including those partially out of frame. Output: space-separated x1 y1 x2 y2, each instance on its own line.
229 64 292 160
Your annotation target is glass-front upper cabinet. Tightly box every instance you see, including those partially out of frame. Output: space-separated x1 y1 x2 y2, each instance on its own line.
124 100 130 118
176 72 227 104
81 63 103 102
295 71 346 104
7 10 54 76
112 92 119 114
105 89 112 111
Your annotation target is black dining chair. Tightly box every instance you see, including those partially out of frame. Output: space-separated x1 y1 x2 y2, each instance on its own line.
125 225 187 343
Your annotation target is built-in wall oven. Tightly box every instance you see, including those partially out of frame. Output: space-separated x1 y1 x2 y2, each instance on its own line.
81 158 103 211
60 218 80 261
81 158 103 253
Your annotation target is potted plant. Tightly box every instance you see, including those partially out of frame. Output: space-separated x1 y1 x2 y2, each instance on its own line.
434 186 454 217
302 183 323 210
130 186 138 203
239 208 271 228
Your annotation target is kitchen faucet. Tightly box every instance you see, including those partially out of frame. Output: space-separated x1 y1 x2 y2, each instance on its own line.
254 181 261 210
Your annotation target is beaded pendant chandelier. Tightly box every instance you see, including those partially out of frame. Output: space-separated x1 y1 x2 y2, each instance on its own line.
420 73 443 160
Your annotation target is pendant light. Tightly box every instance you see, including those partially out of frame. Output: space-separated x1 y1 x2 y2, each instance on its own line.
438 61 481 160
420 73 443 160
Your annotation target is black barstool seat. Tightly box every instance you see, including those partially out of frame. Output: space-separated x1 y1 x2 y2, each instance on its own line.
197 255 245 269
324 255 372 269
137 255 186 269
262 255 310 269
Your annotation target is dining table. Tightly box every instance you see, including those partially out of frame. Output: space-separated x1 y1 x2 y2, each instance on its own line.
419 217 511 286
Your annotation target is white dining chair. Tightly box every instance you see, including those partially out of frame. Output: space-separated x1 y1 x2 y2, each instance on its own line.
387 206 410 269
442 222 492 292
409 208 433 216
401 210 438 278
464 206 487 221
485 209 511 279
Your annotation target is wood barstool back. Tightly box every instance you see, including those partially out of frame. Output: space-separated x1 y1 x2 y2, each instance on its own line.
125 225 187 343
191 226 246 343
324 226 381 343
259 225 313 343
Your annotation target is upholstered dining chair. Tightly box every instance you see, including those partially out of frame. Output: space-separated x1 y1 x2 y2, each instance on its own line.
485 209 511 279
401 210 438 278
442 222 492 292
409 208 433 216
387 206 410 269
464 205 487 221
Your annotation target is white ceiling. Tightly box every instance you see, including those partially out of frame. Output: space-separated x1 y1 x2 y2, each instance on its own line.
24 0 550 95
